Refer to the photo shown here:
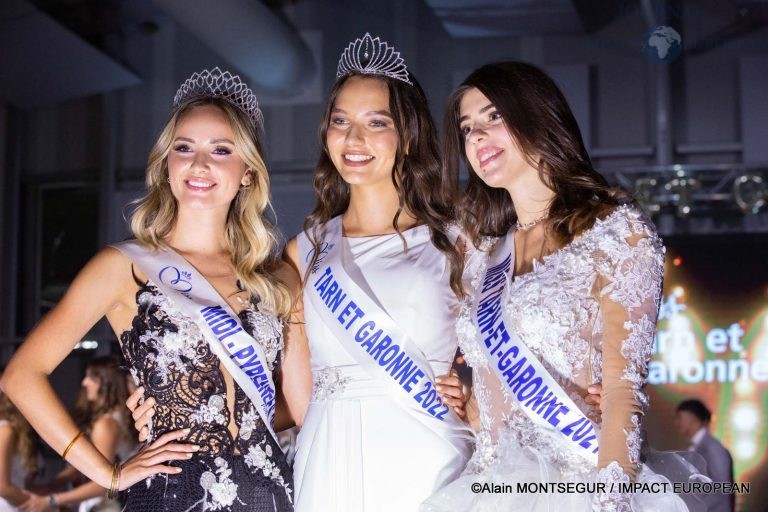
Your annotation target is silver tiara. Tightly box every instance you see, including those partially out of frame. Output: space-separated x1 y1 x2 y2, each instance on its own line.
336 33 413 85
173 67 263 129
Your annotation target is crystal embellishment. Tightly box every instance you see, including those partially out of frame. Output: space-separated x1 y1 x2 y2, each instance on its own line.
311 367 351 401
173 67 263 129
336 33 413 85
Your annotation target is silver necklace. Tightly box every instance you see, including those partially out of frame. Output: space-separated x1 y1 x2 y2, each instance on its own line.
515 214 548 231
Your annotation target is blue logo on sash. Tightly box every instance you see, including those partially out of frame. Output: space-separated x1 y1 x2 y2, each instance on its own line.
306 242 334 274
159 266 193 297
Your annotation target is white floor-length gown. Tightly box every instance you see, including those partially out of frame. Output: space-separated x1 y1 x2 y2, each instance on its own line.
294 218 473 512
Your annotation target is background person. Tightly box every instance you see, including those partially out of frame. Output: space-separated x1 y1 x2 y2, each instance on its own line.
676 399 734 512
22 356 137 512
0 370 40 512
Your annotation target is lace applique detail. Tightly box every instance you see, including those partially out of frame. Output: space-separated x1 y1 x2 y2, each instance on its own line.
622 315 656 370
196 457 239 511
240 303 284 371
311 367 351 401
244 436 293 503
626 415 642 465
599 213 664 311
594 461 632 511
120 282 294 508
456 303 488 368
190 394 227 426
621 315 656 411
238 405 258 441
464 429 496 474
503 407 595 479
456 205 664 483
137 289 205 385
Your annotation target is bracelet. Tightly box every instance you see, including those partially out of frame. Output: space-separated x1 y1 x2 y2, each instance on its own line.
61 431 85 460
47 495 58 507
107 462 121 499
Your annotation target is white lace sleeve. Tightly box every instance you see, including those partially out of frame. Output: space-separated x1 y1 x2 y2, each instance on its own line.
454 227 493 296
592 207 665 509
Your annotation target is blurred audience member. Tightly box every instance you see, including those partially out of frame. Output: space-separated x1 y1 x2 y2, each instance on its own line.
675 399 734 512
0 370 40 511
22 356 136 512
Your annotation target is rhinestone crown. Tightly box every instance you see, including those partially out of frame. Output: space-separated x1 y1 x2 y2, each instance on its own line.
173 67 263 129
336 33 412 85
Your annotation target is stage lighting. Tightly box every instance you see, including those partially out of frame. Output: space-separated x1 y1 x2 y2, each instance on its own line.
634 177 661 214
732 174 766 214
664 177 700 218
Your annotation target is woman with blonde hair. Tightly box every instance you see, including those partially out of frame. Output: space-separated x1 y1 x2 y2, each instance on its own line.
0 370 39 511
1 67 307 511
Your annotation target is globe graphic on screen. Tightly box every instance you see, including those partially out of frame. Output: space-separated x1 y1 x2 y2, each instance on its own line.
641 26 682 64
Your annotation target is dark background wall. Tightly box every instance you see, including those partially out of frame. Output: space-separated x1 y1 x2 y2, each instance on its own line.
0 0 767 504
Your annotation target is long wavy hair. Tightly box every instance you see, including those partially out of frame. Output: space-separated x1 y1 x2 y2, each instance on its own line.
0 370 38 472
444 62 621 247
304 72 465 296
72 356 134 439
130 98 291 317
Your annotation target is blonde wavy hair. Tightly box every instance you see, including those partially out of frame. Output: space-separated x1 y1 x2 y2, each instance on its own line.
130 98 291 318
0 372 38 473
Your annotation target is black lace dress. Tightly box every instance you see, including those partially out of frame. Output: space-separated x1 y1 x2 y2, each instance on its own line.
119 281 293 511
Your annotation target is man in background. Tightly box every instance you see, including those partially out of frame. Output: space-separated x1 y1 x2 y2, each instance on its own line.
675 399 735 512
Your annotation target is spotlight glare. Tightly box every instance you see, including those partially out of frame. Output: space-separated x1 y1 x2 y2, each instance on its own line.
732 174 766 214
735 440 757 459
732 405 760 430
74 340 99 350
735 378 754 395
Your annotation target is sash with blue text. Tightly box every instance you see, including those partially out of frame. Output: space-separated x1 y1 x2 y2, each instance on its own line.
472 233 599 464
299 218 470 449
113 241 278 444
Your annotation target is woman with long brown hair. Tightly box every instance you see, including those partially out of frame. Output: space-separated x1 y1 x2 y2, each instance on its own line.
282 33 474 511
21 356 137 512
422 61 689 511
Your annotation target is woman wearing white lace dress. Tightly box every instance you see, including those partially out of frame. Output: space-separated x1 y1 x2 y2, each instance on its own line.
282 34 474 511
422 62 692 511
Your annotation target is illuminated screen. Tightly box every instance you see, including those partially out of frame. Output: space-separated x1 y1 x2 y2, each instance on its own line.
646 234 768 512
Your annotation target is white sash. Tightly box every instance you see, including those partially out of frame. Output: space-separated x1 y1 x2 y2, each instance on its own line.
299 218 470 449
113 241 279 444
471 232 599 464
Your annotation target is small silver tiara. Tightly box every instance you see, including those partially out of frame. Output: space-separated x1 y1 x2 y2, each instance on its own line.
172 67 263 129
336 33 413 85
